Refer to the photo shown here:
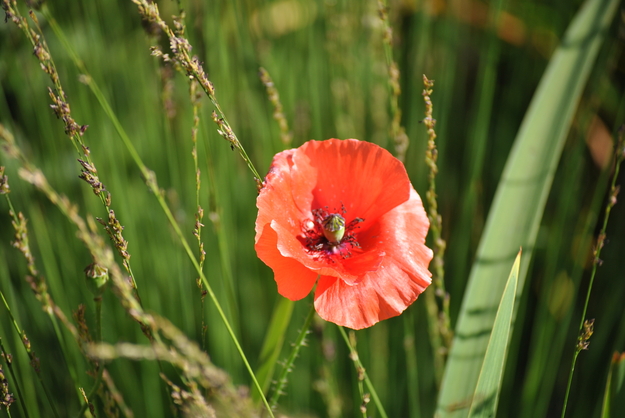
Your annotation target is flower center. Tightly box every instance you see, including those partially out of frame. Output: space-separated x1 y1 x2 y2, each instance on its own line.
300 206 365 260
322 214 345 245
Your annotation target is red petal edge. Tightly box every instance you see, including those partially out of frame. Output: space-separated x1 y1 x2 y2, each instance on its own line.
313 188 433 329
255 223 318 300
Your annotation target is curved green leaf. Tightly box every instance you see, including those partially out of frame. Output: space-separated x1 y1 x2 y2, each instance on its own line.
437 0 621 416
467 250 520 418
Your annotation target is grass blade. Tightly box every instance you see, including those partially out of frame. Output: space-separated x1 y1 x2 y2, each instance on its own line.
467 250 520 418
436 0 621 416
601 353 625 418
253 297 294 401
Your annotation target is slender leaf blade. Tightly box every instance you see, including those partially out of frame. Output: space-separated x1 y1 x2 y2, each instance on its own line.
467 250 521 418
437 0 621 416
601 353 625 418
253 297 294 401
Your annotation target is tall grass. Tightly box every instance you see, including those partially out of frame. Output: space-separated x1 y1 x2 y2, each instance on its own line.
1 0 624 417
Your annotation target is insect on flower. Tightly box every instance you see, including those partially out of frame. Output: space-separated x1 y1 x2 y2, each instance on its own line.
255 138 432 329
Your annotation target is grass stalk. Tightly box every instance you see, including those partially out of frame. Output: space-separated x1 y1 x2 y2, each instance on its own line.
349 331 368 418
21 6 271 412
77 366 103 418
1 168 84 414
130 0 263 185
0 307 29 418
268 302 316 412
422 75 451 382
24 3 142 298
259 67 292 148
189 79 209 346
378 0 409 161
561 127 625 418
0 294 60 418
403 313 421 418
338 326 388 418
77 293 105 417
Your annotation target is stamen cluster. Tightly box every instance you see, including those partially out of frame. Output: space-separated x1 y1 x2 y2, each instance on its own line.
301 206 363 260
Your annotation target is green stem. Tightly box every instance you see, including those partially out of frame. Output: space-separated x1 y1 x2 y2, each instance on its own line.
77 296 104 417
39 5 139 291
403 314 421 418
378 0 409 162
338 326 388 418
422 75 451 383
560 129 624 418
0 317 30 418
268 303 316 411
36 8 273 415
2 191 88 413
0 292 60 418
76 367 104 418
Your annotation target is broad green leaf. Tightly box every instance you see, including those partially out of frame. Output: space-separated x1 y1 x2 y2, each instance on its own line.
253 297 294 401
467 250 520 418
436 0 621 416
601 353 625 418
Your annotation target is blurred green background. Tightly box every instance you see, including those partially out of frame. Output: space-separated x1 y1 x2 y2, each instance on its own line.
1 0 624 417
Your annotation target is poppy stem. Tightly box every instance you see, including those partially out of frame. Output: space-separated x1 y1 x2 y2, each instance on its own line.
560 126 625 418
338 326 389 418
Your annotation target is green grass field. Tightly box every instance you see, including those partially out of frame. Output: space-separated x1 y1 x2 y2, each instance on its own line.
1 0 625 417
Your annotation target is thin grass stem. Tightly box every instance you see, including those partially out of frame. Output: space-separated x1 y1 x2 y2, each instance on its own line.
561 127 625 418
0 293 60 418
337 326 388 418
15 4 142 300
403 314 421 418
421 75 451 384
26 10 271 412
0 305 30 418
268 302 316 412
378 0 409 161
349 331 367 418
77 367 103 418
189 80 209 348
77 296 104 418
29 5 275 413
259 67 292 148
130 0 264 185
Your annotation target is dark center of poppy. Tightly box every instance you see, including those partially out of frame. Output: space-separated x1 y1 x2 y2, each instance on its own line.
321 213 345 244
300 206 364 260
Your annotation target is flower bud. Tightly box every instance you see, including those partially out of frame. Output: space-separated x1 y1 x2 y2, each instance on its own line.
84 263 109 296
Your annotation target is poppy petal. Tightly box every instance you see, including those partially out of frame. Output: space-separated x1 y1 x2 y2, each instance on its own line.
314 259 430 330
255 148 314 243
255 223 318 300
313 188 432 329
299 139 412 230
255 138 432 328
358 188 432 280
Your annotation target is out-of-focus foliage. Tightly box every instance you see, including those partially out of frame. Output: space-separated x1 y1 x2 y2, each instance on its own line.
1 0 624 417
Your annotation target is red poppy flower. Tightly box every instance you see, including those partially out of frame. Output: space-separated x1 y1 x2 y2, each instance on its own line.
255 139 432 329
